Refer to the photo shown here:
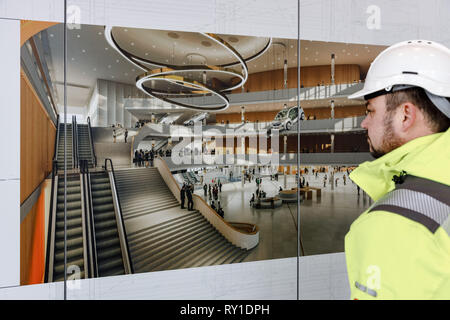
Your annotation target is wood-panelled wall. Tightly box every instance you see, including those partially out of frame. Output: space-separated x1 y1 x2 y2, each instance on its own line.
213 132 369 154
304 105 366 120
216 105 365 124
20 20 58 46
233 64 360 93
21 201 38 285
20 184 47 285
216 111 279 124
20 70 56 204
20 20 59 286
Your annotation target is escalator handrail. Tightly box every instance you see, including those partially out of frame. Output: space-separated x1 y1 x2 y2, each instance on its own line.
87 116 97 167
53 114 60 162
72 116 78 168
75 116 79 168
104 158 134 274
44 159 58 282
81 159 98 278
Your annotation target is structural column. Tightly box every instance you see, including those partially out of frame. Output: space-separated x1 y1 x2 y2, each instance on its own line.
330 99 335 119
283 135 287 189
331 133 335 153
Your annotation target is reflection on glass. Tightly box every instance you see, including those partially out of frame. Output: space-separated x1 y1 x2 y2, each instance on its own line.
20 17 376 300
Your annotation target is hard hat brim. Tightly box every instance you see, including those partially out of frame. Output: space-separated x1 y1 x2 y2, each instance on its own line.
348 88 377 100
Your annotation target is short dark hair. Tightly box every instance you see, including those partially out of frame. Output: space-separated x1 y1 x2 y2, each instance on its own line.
384 87 450 133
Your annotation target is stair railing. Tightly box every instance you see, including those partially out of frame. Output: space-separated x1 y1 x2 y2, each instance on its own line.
87 116 97 167
72 116 78 169
80 159 98 278
53 114 60 163
104 158 134 274
44 159 58 282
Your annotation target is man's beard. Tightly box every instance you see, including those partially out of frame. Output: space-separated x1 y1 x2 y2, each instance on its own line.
368 117 405 159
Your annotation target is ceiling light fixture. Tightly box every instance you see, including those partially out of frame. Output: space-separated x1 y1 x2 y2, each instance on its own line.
104 26 271 111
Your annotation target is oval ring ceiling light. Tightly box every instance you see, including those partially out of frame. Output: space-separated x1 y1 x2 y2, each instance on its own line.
104 26 272 111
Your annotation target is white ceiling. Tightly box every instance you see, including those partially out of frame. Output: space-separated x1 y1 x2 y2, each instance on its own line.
42 23 385 114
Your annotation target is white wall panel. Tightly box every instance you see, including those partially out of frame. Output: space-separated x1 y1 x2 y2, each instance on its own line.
0 180 20 288
1 0 449 46
0 254 350 299
0 19 20 289
123 85 132 128
116 84 124 127
0 19 20 181
90 79 143 128
97 79 108 126
106 81 116 126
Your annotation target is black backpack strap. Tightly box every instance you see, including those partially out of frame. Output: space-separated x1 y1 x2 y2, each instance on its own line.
368 175 450 234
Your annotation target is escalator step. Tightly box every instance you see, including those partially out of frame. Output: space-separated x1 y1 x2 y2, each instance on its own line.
93 219 117 230
92 196 113 206
98 258 124 275
96 237 120 250
56 217 82 229
97 246 122 261
54 247 84 264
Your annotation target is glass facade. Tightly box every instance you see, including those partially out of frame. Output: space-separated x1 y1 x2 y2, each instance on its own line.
0 0 449 301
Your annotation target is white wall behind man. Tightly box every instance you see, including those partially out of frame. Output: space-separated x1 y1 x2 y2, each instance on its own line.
0 18 20 289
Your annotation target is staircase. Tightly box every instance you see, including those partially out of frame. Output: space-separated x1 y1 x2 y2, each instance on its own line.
56 123 73 171
114 168 180 219
113 167 251 273
90 172 125 277
52 174 85 281
77 124 94 168
127 210 251 273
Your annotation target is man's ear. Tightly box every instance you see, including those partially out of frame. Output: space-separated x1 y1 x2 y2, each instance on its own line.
398 102 417 132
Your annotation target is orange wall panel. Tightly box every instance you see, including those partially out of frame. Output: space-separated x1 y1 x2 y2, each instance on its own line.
235 64 360 93
216 105 365 124
20 71 56 204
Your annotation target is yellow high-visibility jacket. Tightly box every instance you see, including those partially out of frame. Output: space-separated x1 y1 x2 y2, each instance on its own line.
345 128 450 299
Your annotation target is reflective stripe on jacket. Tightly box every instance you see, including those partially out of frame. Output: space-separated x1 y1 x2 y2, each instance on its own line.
345 128 450 300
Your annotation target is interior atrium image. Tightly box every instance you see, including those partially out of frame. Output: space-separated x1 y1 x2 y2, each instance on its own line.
18 21 389 286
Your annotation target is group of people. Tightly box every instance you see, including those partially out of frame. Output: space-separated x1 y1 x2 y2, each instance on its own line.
133 148 172 167
134 149 155 167
134 120 150 128
201 180 225 217
243 171 254 184
180 183 194 211
203 181 223 201
210 200 224 218
249 176 268 207
296 174 309 188
111 125 128 143
321 171 350 188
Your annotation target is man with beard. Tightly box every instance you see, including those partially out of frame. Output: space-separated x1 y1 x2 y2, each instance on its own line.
345 40 450 300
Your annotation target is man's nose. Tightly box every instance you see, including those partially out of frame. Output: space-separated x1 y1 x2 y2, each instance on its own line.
361 116 369 129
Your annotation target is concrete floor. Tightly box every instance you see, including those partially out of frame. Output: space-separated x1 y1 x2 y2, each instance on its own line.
194 171 372 262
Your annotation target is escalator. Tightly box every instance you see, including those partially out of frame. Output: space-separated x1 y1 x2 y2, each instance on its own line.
153 138 168 153
47 173 87 282
181 171 193 184
77 124 95 168
45 158 132 282
89 169 131 276
56 123 73 171
188 171 199 183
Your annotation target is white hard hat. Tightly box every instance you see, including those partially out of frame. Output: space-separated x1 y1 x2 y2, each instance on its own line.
349 40 450 118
